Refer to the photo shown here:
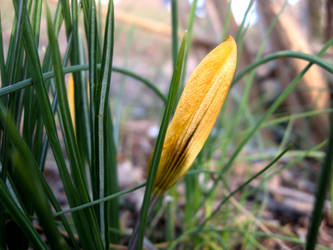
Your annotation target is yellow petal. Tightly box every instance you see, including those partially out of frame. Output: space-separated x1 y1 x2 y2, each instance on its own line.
67 74 76 130
149 36 237 194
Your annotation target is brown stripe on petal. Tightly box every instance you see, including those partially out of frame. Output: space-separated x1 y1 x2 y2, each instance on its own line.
154 125 198 192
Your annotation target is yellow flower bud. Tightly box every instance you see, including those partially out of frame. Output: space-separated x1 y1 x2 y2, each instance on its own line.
149 36 237 194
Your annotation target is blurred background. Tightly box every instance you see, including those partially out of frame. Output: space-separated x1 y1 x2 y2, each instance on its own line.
1 0 332 248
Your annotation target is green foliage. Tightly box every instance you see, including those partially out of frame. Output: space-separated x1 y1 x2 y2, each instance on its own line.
0 0 332 249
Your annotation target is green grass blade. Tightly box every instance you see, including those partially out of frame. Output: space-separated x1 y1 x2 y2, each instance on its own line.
54 183 145 217
31 0 42 45
5 0 24 86
60 0 72 36
306 105 333 249
38 173 80 250
20 0 75 200
78 36 92 162
0 104 68 250
221 0 232 41
94 0 115 244
19 1 100 249
1 0 26 181
0 180 47 250
105 107 120 244
219 0 286 171
0 65 166 102
44 3 103 249
44 1 87 197
0 14 6 83
180 0 197 91
233 51 333 85
171 227 330 250
171 0 178 68
89 0 98 199
129 32 187 250
262 108 333 128
113 26 135 147
200 145 291 228
70 0 90 163
235 0 254 42
41 1 63 72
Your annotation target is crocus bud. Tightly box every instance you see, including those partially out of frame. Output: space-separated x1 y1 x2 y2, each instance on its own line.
150 36 237 194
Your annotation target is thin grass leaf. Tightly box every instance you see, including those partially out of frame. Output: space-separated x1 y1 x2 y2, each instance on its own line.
0 14 6 83
1 0 25 182
128 32 187 250
221 0 232 41
306 104 333 249
44 2 103 249
168 0 181 218
18 1 99 249
0 65 166 102
22 0 43 161
0 104 68 250
261 108 333 128
38 172 80 250
113 25 135 147
60 0 72 36
6 0 24 86
89 0 98 199
171 0 178 68
31 0 42 45
171 228 330 250
235 0 254 42
54 182 146 217
167 146 291 250
39 33 73 172
220 0 287 168
45 2 87 195
179 0 197 91
78 36 92 162
105 107 120 244
70 0 91 163
0 180 47 250
41 1 64 72
199 145 291 229
233 51 333 85
93 0 115 245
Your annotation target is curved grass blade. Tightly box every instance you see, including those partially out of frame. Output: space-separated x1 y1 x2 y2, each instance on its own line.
233 51 333 85
0 65 166 102
201 37 333 211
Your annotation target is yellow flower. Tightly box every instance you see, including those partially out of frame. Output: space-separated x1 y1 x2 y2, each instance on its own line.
149 36 237 195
